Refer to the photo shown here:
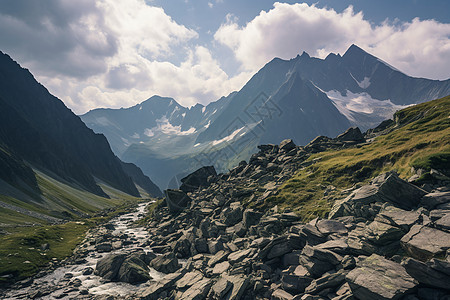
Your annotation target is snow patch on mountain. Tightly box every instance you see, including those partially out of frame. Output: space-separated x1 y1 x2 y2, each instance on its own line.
144 128 154 137
211 127 245 146
350 73 371 89
326 90 407 123
155 116 196 136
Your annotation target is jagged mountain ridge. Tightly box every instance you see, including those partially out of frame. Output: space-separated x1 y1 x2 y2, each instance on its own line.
0 51 162 203
81 45 450 189
82 94 233 156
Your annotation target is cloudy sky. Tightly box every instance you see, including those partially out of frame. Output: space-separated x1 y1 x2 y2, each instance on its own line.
1 0 449 114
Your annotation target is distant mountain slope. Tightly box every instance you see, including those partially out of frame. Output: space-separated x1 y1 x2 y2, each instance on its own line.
81 94 232 157
0 53 161 206
271 95 450 219
81 45 450 189
120 161 163 198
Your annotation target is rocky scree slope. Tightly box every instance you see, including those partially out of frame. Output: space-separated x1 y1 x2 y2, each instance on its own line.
87 97 449 299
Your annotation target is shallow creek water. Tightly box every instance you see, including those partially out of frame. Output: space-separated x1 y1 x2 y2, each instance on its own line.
4 202 176 299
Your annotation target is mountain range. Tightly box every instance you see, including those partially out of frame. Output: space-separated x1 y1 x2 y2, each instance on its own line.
0 51 162 223
81 45 450 189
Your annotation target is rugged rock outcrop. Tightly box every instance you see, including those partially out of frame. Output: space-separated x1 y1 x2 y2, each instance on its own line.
95 250 152 284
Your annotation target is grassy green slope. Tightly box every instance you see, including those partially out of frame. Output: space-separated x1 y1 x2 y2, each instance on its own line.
0 168 146 286
265 95 450 220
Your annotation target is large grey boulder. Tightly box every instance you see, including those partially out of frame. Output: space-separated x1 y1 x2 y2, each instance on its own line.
223 274 249 300
180 278 213 300
347 221 404 256
228 248 254 265
400 225 450 260
136 269 187 300
281 273 313 294
243 209 263 228
291 224 326 246
314 219 348 235
299 245 341 278
212 261 231 275
304 271 346 295
315 240 349 255
371 172 427 209
164 189 191 214
150 252 180 273
95 252 151 284
209 277 233 299
402 257 450 290
179 166 217 193
364 220 404 245
175 271 204 290
329 172 426 218
374 204 420 231
208 250 229 267
220 202 243 226
95 243 113 253
279 139 296 152
346 254 417 300
435 212 450 232
117 255 151 284
173 237 191 258
258 234 303 260
421 191 450 209
95 253 127 281
336 127 365 143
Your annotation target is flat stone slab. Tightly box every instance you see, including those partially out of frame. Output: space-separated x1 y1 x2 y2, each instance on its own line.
400 224 450 260
175 271 203 290
402 258 450 290
346 254 417 300
180 278 212 300
375 204 420 231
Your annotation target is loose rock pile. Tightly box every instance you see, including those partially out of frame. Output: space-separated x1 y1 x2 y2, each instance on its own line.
107 131 450 299
4 124 449 299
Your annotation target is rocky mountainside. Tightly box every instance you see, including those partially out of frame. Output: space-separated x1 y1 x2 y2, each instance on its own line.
127 172 449 299
16 96 446 299
0 52 162 223
81 45 450 190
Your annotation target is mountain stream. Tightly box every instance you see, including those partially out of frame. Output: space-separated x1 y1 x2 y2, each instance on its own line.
3 202 169 299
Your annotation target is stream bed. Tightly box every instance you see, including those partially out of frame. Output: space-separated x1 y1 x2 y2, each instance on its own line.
3 202 165 299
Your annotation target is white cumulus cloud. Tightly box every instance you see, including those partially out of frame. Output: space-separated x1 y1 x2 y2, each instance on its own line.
215 2 450 80
0 0 249 114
